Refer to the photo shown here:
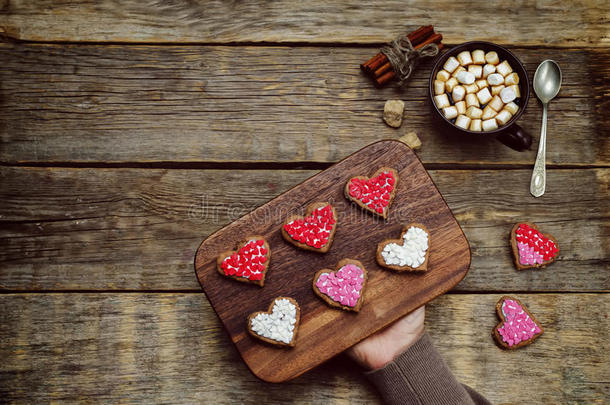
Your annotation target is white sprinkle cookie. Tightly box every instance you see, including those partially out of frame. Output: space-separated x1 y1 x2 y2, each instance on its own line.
376 223 430 271
247 297 300 347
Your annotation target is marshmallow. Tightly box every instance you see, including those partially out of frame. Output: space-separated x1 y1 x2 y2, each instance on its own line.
504 101 519 115
500 86 517 103
491 84 505 96
466 105 483 119
468 64 483 79
443 56 460 73
381 226 429 267
452 66 466 77
475 79 488 90
482 118 498 131
483 64 496 78
466 93 480 108
445 77 458 92
465 83 478 94
485 51 500 65
508 84 521 98
488 95 504 112
482 105 497 120
455 114 471 129
505 72 520 86
434 94 450 109
495 109 513 125
443 106 458 119
487 73 504 86
437 70 451 82
456 70 475 85
469 119 482 132
434 79 445 95
496 60 513 76
455 100 466 115
452 85 466 102
457 51 473 65
476 87 493 105
472 49 486 65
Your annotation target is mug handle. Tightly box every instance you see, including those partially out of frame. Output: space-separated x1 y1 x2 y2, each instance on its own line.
496 123 532 151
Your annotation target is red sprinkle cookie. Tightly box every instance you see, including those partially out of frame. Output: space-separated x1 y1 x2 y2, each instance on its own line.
282 202 337 252
313 259 367 312
247 297 300 347
493 296 543 350
216 236 270 286
345 167 399 218
510 222 559 270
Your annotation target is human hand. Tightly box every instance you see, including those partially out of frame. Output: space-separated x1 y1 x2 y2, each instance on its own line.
346 306 425 371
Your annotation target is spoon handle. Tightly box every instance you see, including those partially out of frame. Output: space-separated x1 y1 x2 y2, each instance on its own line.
530 103 547 197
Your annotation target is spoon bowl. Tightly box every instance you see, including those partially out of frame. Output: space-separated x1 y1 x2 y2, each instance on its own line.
533 61 562 104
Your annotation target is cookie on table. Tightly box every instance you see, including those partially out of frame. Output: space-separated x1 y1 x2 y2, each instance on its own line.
313 258 367 312
377 223 430 271
282 202 337 253
247 297 300 347
216 236 270 286
345 167 399 219
493 296 543 350
510 222 559 270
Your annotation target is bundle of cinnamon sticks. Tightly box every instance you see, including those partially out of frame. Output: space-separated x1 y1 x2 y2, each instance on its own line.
361 26 444 87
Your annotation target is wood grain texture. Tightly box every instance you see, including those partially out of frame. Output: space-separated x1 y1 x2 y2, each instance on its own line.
0 1 607 46
195 141 470 382
0 293 607 403
1 43 608 166
1 166 608 292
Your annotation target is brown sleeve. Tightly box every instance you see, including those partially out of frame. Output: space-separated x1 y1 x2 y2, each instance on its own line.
365 332 491 405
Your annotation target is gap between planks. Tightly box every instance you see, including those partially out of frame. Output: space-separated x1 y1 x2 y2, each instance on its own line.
1 162 609 170
2 35 608 50
1 290 607 295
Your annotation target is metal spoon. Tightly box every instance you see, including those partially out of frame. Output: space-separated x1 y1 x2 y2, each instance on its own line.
530 60 562 197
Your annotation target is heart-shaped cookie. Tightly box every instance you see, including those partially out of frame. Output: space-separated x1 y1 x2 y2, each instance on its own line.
510 222 559 270
493 296 543 350
247 297 300 347
345 167 398 218
282 202 337 252
377 224 430 271
313 258 367 312
216 236 270 286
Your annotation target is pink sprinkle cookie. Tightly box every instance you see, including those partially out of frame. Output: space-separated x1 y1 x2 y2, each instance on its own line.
313 259 367 312
493 296 543 350
510 222 559 270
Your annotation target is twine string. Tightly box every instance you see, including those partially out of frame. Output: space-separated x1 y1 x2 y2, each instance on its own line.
381 36 439 84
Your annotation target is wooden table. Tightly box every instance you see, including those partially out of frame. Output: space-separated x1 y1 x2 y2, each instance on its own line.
0 2 608 403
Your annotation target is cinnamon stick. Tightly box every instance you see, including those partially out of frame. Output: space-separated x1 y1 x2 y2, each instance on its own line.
374 61 393 77
361 53 384 73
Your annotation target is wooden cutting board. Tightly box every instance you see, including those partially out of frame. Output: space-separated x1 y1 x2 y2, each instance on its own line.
194 140 470 382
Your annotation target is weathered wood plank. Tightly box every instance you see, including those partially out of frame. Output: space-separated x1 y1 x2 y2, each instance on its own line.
1 43 608 166
0 1 608 46
1 167 607 291
0 293 607 403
